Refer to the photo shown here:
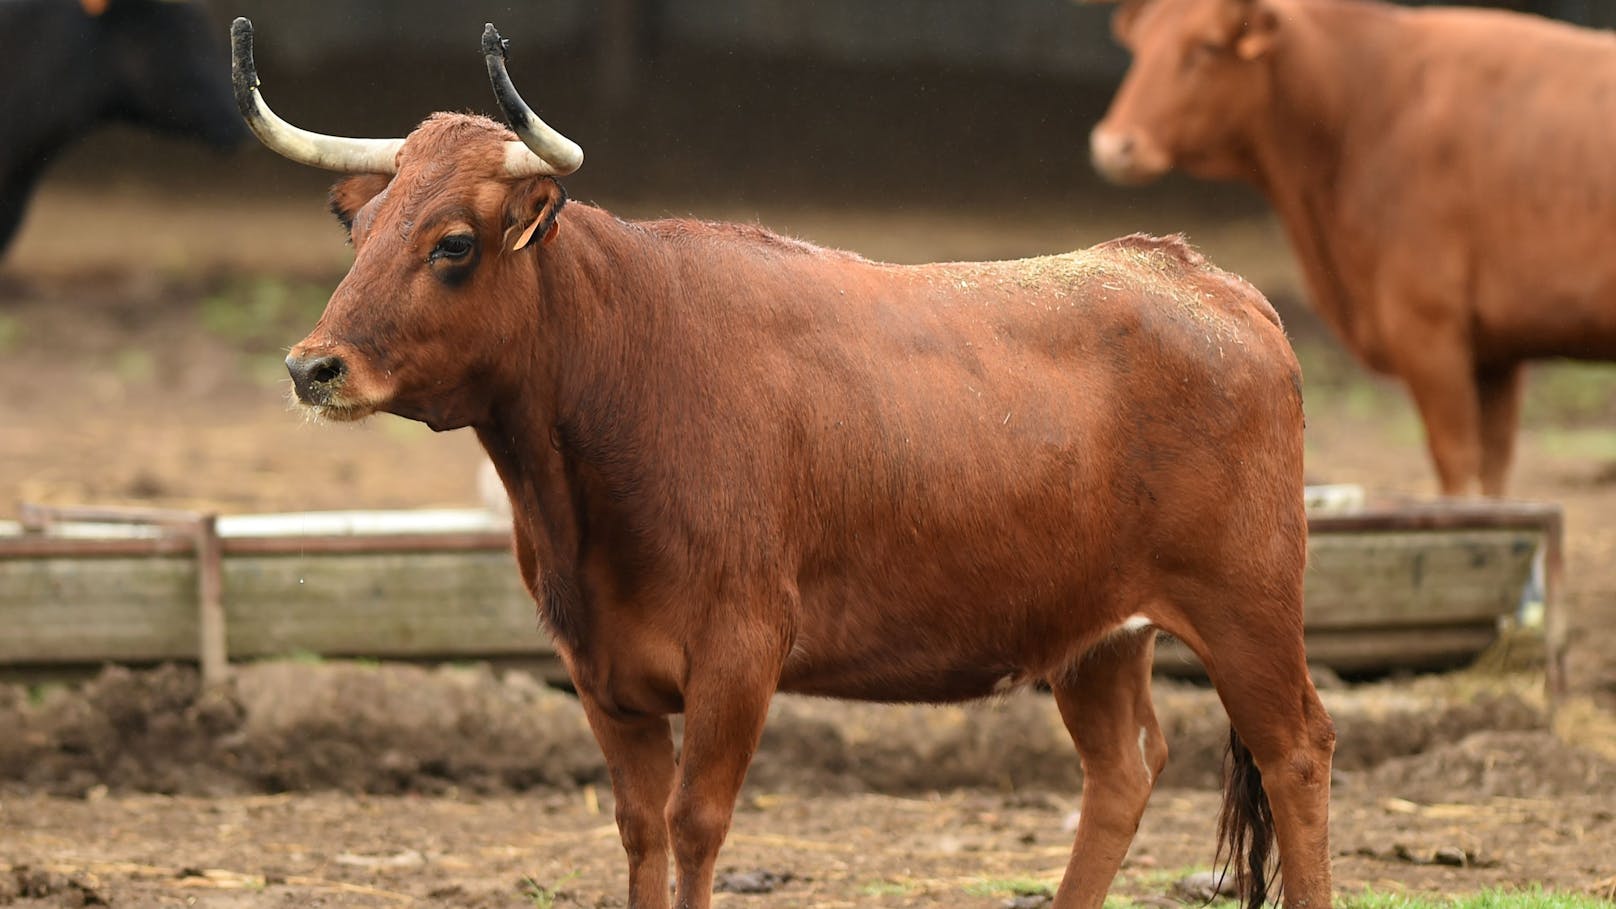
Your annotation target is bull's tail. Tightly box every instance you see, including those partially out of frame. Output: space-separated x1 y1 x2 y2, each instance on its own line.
1215 727 1279 909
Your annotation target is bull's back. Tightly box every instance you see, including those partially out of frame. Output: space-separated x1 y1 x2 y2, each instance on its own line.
1346 6 1616 354
758 237 1303 694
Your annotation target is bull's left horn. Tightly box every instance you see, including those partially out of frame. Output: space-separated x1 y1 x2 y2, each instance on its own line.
483 24 584 177
231 18 404 174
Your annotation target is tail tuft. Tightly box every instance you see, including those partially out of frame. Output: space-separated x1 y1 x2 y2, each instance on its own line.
1215 727 1279 908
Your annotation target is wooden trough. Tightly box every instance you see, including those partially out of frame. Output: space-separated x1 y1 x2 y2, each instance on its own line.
0 491 1560 684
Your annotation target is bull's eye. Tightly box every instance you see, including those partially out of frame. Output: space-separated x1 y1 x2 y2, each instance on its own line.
430 234 475 263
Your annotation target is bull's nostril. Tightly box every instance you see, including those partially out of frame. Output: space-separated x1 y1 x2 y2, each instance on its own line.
310 360 343 384
287 354 348 405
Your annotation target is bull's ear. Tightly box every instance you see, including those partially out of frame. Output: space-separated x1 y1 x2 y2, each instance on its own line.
328 174 391 238
1107 0 1149 45
1234 1 1279 60
503 177 568 253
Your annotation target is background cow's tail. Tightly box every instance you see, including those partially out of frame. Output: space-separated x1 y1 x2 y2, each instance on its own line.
1215 727 1279 909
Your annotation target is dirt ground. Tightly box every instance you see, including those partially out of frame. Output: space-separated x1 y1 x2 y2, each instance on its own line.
1 663 1613 907
3 179 1616 906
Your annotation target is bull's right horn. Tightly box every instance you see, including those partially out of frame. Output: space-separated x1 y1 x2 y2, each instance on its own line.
231 18 404 174
482 24 584 177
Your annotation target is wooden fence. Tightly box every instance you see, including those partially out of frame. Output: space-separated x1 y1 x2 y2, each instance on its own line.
0 498 1561 686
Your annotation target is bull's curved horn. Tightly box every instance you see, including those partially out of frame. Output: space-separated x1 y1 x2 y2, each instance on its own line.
231 18 404 174
482 24 584 177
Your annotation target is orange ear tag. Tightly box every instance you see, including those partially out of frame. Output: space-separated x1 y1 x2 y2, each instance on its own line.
510 214 562 252
80 0 109 15
511 215 544 252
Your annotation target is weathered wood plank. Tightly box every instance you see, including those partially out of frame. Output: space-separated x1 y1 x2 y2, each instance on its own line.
0 556 199 662
0 519 1543 673
222 551 541 658
1155 626 1503 676
1303 529 1537 629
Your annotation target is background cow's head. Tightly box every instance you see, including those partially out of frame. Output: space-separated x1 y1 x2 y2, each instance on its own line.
96 0 247 148
1089 0 1279 185
230 20 582 432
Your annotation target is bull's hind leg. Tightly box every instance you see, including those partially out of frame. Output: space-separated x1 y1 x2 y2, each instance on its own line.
1049 628 1168 909
1476 362 1525 497
1175 585 1335 909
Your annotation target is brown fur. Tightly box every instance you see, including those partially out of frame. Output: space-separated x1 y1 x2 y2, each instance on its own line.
1095 0 1616 497
285 112 1332 909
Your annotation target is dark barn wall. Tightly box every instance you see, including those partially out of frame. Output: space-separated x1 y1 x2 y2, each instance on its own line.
37 0 1616 213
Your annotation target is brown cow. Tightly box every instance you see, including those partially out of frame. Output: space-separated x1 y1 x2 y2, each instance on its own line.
1092 0 1616 497
234 19 1335 909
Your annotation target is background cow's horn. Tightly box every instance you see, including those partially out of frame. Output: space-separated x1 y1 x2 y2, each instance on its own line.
231 18 404 174
483 23 584 177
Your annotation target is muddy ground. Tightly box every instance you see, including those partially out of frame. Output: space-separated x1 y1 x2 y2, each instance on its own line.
1 662 1614 907
3 131 1616 904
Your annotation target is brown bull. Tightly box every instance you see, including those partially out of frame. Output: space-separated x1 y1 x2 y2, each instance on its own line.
1092 0 1616 497
233 19 1334 909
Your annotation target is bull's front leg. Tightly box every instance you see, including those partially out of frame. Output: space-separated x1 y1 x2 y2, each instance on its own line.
577 691 678 909
668 655 780 909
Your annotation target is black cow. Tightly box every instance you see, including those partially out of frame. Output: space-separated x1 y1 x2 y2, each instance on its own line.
0 0 245 258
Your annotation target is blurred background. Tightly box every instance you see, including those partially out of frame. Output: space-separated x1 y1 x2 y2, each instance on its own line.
2 1 1615 705
1 4 1614 903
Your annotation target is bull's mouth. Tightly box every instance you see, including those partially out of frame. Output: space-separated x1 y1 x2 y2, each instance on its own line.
307 400 379 423
287 388 381 423
1093 157 1169 187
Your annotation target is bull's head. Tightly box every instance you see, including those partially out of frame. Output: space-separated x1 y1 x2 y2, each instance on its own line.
230 20 582 431
1089 0 1279 185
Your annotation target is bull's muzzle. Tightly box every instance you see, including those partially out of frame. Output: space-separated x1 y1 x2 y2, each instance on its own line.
285 353 347 405
1089 126 1169 186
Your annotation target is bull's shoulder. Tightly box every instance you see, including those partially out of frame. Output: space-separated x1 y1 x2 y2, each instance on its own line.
1087 233 1283 331
1094 232 1209 270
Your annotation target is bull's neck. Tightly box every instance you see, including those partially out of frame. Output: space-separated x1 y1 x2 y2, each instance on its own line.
472 204 675 569
1246 0 1405 343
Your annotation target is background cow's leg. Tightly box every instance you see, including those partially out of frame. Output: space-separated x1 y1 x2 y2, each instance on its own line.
668 656 779 909
1176 587 1335 909
1476 362 1525 497
1048 628 1167 909
577 693 677 909
1389 330 1484 496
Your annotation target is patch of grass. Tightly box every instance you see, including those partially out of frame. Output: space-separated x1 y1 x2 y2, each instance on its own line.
1294 343 1616 435
963 876 1054 898
519 870 580 909
1126 865 1216 892
280 649 325 665
113 348 156 384
1532 427 1616 462
1524 361 1616 427
1293 340 1372 391
26 682 61 707
0 313 21 353
859 880 915 897
1104 898 1178 909
199 275 330 351
1338 885 1612 909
